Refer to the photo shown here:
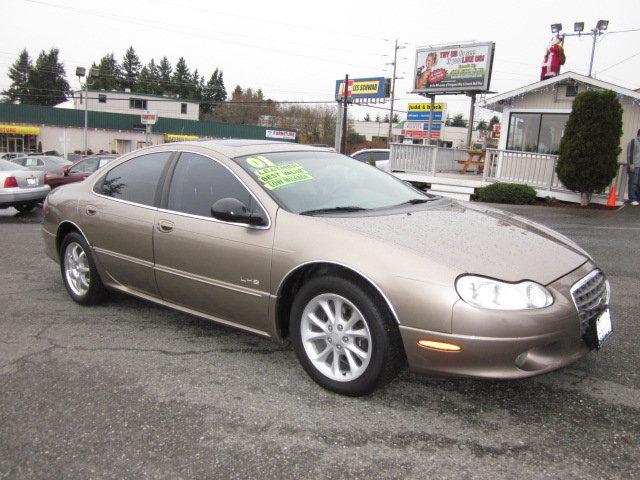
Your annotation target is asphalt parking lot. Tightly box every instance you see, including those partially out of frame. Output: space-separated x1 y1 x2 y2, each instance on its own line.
1 203 639 479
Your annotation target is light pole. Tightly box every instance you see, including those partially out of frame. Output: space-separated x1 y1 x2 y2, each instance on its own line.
385 39 406 145
75 66 97 154
551 20 609 77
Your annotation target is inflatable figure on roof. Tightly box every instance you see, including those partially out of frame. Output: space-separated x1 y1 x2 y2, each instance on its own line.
541 35 566 80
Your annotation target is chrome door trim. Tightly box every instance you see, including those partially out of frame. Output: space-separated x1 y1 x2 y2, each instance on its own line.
93 246 155 269
154 263 266 297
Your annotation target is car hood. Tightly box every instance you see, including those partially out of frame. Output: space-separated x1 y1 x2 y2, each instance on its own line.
319 200 589 285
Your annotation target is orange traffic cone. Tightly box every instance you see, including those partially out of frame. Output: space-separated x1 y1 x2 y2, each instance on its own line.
606 185 617 207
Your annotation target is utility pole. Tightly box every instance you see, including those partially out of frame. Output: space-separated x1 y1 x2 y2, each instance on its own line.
341 74 349 154
386 39 405 145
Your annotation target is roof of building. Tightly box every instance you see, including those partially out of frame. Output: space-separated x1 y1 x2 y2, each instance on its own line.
482 71 640 112
72 90 200 103
0 103 296 141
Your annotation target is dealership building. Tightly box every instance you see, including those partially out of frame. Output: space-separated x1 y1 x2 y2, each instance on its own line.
0 92 297 156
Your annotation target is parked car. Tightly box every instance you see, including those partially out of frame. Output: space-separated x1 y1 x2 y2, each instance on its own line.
11 155 73 175
1 152 27 161
350 148 390 171
42 141 612 395
0 159 50 212
46 155 118 189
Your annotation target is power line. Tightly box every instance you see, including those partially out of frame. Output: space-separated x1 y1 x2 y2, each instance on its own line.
21 0 379 70
596 49 640 74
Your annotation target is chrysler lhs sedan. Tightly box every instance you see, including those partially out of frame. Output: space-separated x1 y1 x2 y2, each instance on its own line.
42 140 612 395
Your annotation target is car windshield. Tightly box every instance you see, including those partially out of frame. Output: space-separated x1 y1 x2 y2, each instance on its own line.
234 151 433 214
0 158 28 171
45 156 73 165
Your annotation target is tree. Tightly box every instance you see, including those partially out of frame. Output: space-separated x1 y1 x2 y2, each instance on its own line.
91 53 122 91
201 68 227 115
556 90 623 206
392 113 399 123
476 120 488 131
146 59 161 95
382 114 390 123
375 114 380 123
450 113 467 127
158 56 172 94
120 46 141 91
171 57 191 98
363 113 371 122
28 49 70 106
2 49 32 103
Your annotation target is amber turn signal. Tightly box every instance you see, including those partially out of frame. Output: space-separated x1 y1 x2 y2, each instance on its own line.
418 340 462 352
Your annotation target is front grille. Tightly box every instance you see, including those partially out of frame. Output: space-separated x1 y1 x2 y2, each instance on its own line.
570 270 608 335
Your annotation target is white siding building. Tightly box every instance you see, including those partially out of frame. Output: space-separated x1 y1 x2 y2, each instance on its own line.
72 90 200 121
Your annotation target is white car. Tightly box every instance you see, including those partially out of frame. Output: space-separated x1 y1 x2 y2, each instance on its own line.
0 159 50 212
350 148 390 172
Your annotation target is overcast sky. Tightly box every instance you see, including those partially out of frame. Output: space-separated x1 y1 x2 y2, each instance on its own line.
1 0 638 123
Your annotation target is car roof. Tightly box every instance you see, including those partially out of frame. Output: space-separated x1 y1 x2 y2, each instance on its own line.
351 148 390 155
173 139 333 158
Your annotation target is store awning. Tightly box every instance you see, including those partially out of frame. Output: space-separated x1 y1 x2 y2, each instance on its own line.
164 133 199 142
0 124 40 135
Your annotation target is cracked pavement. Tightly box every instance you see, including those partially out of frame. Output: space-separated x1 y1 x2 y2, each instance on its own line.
1 204 639 479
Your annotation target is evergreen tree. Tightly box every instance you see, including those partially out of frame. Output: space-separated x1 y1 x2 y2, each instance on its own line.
375 114 380 122
171 57 191 97
190 68 202 101
392 113 399 123
2 49 32 103
158 56 172 95
476 120 488 130
488 115 500 130
28 48 69 106
201 68 227 114
451 113 467 127
146 58 161 95
120 46 141 91
556 90 623 206
363 113 371 122
135 65 152 94
91 53 122 91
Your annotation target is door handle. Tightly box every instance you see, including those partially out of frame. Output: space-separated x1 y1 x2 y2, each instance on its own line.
85 205 97 216
157 220 174 233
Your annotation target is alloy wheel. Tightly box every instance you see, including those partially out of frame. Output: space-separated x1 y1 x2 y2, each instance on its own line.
64 241 91 296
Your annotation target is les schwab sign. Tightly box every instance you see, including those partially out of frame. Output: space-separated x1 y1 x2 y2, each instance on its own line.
335 77 388 100
413 42 495 94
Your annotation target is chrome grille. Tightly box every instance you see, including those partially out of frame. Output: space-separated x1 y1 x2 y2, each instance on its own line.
570 270 608 335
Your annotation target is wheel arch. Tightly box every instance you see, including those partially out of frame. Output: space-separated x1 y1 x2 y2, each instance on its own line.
275 261 400 340
55 221 90 258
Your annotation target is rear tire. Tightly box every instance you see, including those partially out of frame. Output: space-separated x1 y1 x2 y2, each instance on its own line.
290 275 405 396
14 202 36 213
59 232 106 305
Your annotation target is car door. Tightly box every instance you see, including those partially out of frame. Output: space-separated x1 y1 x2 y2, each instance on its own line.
153 151 274 334
79 151 174 297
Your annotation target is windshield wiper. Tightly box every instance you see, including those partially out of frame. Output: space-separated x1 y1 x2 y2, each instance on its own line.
299 206 367 216
396 198 433 206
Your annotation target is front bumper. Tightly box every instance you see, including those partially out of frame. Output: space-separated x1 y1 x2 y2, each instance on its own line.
0 186 50 207
401 261 600 379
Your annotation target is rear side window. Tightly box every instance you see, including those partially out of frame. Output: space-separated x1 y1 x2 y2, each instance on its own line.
167 152 253 217
96 152 172 206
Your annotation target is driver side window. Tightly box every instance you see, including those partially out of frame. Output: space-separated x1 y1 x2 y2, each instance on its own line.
167 152 256 218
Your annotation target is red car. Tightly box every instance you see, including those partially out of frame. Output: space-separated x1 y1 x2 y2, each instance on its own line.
46 155 118 189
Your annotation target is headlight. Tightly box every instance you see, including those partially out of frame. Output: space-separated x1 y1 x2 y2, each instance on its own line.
456 275 554 310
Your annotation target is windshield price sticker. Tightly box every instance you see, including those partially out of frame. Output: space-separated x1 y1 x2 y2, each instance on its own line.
246 156 313 190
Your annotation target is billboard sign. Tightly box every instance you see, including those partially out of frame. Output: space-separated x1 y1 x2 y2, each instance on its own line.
402 129 441 139
266 129 297 141
407 102 446 121
335 77 388 100
412 42 495 93
404 121 442 131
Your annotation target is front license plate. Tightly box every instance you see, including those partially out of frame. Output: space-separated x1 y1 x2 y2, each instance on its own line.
596 309 612 346
26 178 37 185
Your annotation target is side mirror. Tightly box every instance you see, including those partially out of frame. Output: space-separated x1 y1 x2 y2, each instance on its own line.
210 198 266 226
62 165 70 176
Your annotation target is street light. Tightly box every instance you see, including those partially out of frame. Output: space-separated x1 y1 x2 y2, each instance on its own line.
76 66 97 154
549 20 610 77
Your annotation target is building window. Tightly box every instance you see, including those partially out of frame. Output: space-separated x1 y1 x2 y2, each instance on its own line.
565 84 578 97
181 103 187 114
129 98 147 110
98 94 107 103
506 113 569 155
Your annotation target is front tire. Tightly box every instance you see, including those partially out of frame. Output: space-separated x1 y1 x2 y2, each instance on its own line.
59 232 105 305
290 275 405 396
14 202 36 213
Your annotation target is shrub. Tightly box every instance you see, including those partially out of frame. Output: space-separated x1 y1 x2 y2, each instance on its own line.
477 182 537 204
556 90 623 206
